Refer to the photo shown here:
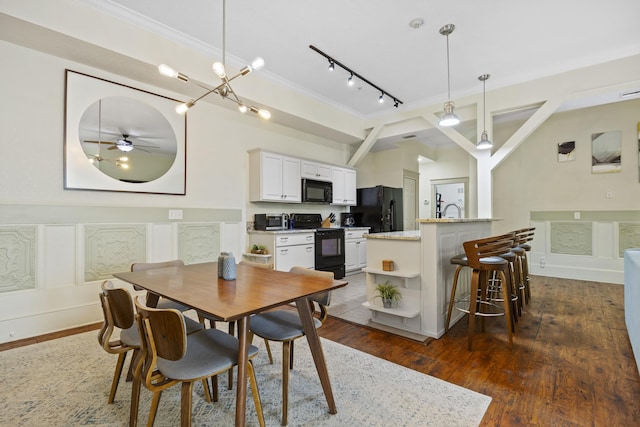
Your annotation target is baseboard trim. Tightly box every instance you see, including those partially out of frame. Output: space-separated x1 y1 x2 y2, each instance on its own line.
0 322 102 352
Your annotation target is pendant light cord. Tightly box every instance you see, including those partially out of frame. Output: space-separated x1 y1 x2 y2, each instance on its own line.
483 79 486 131
446 34 451 101
222 0 226 66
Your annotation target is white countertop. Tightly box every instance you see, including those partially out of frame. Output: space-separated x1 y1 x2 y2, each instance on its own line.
364 230 421 241
416 218 499 223
248 226 370 235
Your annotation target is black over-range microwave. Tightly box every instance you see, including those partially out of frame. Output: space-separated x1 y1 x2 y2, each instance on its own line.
301 179 333 204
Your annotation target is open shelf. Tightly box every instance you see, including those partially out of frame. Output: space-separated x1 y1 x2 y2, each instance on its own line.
362 301 420 318
362 267 419 279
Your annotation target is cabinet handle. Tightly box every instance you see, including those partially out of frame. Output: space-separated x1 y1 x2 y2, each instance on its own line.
280 249 288 255
279 237 289 243
305 246 313 252
306 236 313 241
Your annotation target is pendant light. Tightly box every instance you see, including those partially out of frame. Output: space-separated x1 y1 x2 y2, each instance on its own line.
438 24 460 127
477 74 493 150
158 0 270 119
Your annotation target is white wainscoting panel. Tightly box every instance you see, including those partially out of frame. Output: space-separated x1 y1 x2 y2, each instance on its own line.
0 205 242 343
529 211 640 284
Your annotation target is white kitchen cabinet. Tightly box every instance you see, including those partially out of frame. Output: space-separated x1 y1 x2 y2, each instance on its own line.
249 150 301 203
331 167 357 206
345 228 368 273
249 231 315 272
301 160 332 181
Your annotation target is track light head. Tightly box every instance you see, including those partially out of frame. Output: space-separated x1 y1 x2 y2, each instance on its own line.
348 73 354 86
328 60 335 71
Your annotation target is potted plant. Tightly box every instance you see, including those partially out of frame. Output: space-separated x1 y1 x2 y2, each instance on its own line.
250 244 267 255
372 280 402 308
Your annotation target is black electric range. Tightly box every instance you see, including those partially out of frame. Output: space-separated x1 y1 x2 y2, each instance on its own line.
290 213 345 279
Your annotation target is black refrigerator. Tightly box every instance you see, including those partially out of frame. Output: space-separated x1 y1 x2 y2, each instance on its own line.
351 186 403 233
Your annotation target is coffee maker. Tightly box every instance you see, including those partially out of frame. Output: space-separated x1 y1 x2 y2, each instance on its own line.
340 212 355 227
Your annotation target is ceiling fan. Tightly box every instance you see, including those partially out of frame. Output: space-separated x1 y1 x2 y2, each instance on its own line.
83 134 156 153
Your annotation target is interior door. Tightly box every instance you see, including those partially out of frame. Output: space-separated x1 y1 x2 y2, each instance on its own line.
403 172 418 231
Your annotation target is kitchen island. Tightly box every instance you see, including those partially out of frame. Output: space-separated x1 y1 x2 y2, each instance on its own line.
363 219 495 338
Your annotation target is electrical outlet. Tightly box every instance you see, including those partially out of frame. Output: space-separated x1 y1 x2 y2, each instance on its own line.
540 256 546 268
168 209 183 220
574 211 580 219
606 191 613 199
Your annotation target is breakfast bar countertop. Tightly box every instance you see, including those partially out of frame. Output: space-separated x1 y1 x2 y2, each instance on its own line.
364 230 421 241
416 218 499 223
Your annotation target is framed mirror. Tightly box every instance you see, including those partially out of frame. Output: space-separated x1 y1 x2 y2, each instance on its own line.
64 70 186 194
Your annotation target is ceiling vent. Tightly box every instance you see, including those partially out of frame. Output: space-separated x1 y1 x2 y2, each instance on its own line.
620 89 640 99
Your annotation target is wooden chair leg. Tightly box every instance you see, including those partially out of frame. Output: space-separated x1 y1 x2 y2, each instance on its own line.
499 271 514 348
228 321 235 389
445 265 464 332
289 340 295 370
180 382 193 427
126 349 139 382
109 352 127 403
468 270 480 351
209 375 219 402
248 361 266 427
282 341 291 426
129 376 141 427
147 391 162 427
264 338 274 364
201 379 212 403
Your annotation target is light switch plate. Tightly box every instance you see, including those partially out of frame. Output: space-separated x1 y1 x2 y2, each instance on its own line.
168 209 183 220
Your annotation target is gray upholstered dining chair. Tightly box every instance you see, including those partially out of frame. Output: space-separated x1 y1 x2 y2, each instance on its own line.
131 297 265 427
249 266 333 426
98 281 141 404
98 280 203 404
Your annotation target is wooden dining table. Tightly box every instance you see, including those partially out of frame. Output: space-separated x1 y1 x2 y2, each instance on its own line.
113 261 348 427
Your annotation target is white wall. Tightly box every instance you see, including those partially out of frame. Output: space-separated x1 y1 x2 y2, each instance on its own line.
493 98 640 233
0 39 352 342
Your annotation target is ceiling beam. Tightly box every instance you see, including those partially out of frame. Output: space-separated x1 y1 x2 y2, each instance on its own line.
348 125 384 167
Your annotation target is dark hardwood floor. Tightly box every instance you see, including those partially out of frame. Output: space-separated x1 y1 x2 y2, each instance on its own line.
3 275 639 426
320 275 640 426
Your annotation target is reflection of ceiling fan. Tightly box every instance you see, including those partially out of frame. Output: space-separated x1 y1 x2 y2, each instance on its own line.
84 134 157 153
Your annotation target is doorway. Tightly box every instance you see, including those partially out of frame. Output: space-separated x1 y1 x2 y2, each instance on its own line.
432 178 468 219
403 171 419 230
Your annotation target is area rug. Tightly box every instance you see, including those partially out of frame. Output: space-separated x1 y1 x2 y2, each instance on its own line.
0 331 491 426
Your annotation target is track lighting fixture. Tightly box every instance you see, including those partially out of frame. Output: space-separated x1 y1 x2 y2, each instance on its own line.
309 45 403 108
438 24 460 126
477 74 494 150
158 0 270 119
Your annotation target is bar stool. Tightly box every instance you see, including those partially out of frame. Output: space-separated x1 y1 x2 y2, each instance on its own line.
445 252 469 332
495 248 521 323
463 232 516 350
515 227 535 304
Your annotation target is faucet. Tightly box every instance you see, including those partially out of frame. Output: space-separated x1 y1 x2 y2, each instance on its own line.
442 203 462 218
